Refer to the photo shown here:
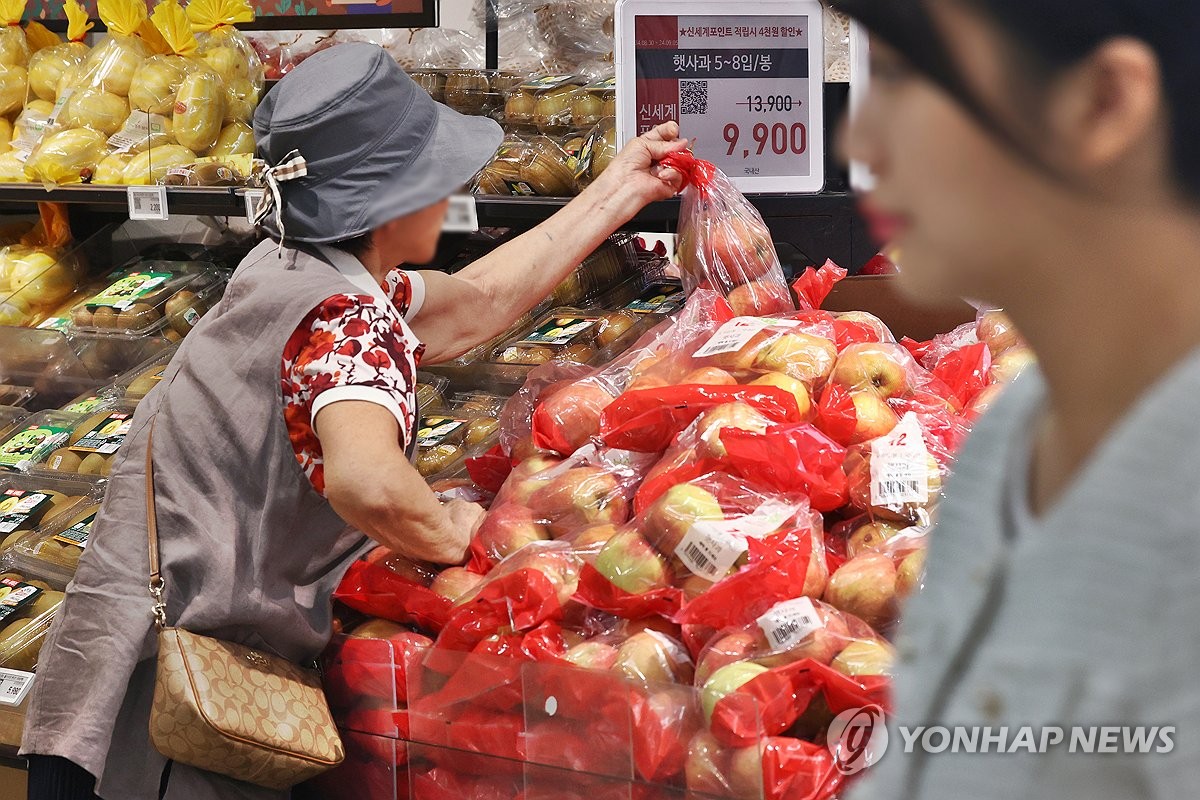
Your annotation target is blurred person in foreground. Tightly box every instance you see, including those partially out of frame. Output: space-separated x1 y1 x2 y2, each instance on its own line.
832 0 1200 797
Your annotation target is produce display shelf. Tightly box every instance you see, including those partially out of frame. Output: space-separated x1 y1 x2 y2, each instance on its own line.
0 185 250 217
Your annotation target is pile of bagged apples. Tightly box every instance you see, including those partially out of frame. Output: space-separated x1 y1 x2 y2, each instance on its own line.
323 158 1036 800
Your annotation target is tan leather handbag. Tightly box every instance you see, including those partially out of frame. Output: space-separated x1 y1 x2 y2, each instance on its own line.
144 425 345 790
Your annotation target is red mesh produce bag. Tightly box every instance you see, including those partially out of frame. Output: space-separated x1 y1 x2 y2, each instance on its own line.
663 150 795 317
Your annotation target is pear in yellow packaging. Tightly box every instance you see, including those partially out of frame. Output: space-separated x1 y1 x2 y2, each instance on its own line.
27 0 91 101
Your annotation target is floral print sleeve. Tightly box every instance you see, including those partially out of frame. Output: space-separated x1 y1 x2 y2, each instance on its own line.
281 292 423 496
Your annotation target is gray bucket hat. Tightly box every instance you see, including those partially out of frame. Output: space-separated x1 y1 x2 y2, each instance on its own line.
253 42 504 244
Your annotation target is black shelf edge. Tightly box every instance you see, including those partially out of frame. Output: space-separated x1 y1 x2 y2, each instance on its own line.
0 184 248 217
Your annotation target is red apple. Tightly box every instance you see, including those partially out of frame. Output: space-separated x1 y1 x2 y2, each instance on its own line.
700 661 769 723
594 529 671 594
627 374 671 392
844 446 942 523
693 401 772 458
475 504 551 561
848 392 900 444
696 631 761 686
976 310 1024 357
726 280 792 317
845 520 906 558
679 214 777 287
612 631 694 686
752 332 838 385
830 343 911 398
509 435 559 463
685 731 732 796
537 382 615 454
896 548 926 599
562 640 620 670
727 743 765 800
749 372 812 419
430 567 486 604
682 366 738 386
522 548 583 606
529 466 630 538
569 522 620 550
991 347 1036 384
831 638 895 677
641 484 724 556
823 553 899 630
349 619 412 639
834 310 893 342
679 573 715 602
965 383 1005 419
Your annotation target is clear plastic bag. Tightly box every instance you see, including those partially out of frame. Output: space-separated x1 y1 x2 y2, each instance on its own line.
26 0 90 103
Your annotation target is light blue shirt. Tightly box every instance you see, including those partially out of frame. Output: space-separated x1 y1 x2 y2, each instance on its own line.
850 355 1200 799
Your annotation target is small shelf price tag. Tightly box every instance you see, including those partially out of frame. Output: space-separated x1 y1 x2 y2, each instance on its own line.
0 667 35 707
443 195 479 233
127 185 168 221
243 188 266 220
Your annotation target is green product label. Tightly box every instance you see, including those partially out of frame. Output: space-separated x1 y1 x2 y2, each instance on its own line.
54 512 96 549
416 416 468 449
518 316 599 347
0 424 71 471
61 396 106 415
572 132 596 181
69 412 132 455
86 271 172 312
625 283 687 315
0 490 53 535
0 578 41 624
36 316 70 332
521 75 580 92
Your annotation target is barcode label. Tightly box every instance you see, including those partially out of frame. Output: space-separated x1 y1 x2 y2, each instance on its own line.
757 597 822 652
870 412 931 507
680 80 709 115
443 195 479 234
0 668 34 707
127 186 169 221
677 521 747 581
693 317 770 358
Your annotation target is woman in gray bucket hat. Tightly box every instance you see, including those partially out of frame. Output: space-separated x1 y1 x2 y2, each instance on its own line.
20 42 687 800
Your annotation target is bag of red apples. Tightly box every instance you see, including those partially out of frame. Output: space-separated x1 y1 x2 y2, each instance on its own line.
321 155 1038 798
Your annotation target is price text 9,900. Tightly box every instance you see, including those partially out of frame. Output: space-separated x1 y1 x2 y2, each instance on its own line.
723 122 807 159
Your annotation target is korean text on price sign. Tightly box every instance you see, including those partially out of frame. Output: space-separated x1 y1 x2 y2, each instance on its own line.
617 1 825 193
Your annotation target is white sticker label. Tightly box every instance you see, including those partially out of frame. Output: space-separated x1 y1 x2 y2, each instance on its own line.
870 412 931 507
0 668 34 707
677 521 746 581
107 112 170 154
757 597 823 652
692 317 771 358
128 185 169 220
443 194 479 234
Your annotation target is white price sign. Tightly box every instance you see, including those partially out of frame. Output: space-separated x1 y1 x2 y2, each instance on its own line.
616 0 826 193
0 667 34 707
127 185 169 221
442 195 480 233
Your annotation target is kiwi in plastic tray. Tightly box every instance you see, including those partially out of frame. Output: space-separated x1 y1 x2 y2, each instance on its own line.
0 478 95 552
7 500 100 580
37 408 134 478
0 574 66 672
67 262 223 337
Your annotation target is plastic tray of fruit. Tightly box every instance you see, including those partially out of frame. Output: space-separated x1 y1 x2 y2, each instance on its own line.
0 328 113 411
0 567 69 749
0 410 90 474
3 495 102 589
0 472 103 555
501 74 593 136
450 391 510 417
412 405 502 483
65 260 225 339
29 403 136 480
414 373 450 415
0 407 27 440
112 344 180 405
410 68 525 121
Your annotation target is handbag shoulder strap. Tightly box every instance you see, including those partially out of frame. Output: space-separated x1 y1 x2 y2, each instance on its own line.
146 422 168 629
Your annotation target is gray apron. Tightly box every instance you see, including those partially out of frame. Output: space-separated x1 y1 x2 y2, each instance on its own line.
21 240 419 800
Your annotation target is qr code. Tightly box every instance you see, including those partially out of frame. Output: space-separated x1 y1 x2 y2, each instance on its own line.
681 80 708 115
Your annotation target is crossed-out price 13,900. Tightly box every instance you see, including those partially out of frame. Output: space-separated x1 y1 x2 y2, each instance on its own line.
723 122 808 158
